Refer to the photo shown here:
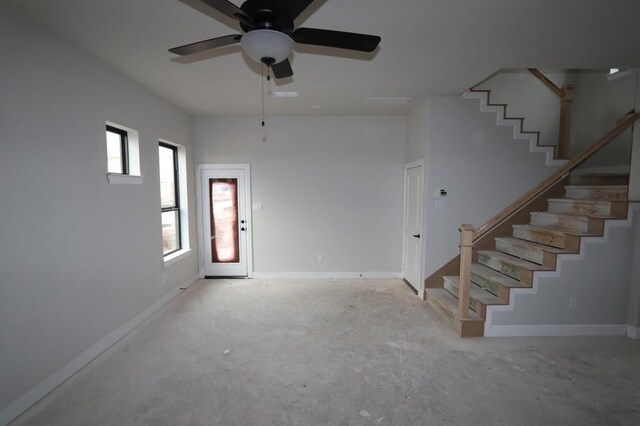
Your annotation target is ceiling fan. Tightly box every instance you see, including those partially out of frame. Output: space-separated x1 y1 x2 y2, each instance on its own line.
169 0 381 79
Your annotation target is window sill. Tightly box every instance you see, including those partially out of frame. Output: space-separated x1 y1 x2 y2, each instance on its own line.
164 248 192 267
107 173 144 184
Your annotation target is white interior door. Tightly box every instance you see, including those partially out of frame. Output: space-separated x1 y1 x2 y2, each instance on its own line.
402 162 424 292
199 165 252 277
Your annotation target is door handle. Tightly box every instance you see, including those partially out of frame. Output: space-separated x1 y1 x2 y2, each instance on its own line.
412 234 420 238
241 227 246 231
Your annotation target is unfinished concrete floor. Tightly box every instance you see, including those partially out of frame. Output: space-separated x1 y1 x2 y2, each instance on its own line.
12 279 640 425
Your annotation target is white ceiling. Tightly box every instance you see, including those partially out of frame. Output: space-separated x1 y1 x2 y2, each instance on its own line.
10 0 640 116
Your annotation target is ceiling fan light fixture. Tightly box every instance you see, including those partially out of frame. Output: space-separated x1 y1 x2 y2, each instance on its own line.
241 29 293 65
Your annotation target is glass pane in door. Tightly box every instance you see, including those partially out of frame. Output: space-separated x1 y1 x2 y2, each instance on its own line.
209 178 239 263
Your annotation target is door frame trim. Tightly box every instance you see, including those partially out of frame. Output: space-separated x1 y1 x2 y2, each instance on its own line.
196 164 253 278
402 159 424 297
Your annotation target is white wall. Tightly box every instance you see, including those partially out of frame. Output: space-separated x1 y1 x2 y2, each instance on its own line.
406 101 429 164
193 115 406 276
414 96 561 278
571 70 637 168
486 205 638 335
631 77 640 202
0 3 197 420
475 70 571 149
627 205 640 330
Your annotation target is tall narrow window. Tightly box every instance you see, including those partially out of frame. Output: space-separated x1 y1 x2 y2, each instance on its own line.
159 143 181 256
106 125 129 174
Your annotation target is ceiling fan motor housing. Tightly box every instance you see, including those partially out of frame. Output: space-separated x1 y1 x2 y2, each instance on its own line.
240 0 295 33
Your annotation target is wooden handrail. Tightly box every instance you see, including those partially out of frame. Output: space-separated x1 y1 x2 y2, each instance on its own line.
527 68 562 98
472 112 640 242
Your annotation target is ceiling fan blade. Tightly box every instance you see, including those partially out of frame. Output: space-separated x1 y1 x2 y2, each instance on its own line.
276 0 315 21
271 58 293 79
169 34 242 56
199 0 253 24
292 28 380 52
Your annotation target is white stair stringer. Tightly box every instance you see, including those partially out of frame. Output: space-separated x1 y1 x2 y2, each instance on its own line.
484 204 637 338
463 90 567 167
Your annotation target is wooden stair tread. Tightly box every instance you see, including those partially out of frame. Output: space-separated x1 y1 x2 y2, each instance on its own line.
426 288 483 322
444 276 507 306
471 264 529 289
494 237 571 255
478 250 553 271
513 223 597 237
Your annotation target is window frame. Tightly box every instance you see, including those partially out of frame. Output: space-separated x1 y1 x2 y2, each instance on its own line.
159 142 182 257
106 125 129 175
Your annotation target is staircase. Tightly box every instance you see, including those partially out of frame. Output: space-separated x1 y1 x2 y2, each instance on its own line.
425 173 629 336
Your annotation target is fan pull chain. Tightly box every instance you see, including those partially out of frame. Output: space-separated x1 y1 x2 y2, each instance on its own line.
261 63 265 127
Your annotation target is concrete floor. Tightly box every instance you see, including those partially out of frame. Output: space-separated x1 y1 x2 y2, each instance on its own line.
12 279 640 425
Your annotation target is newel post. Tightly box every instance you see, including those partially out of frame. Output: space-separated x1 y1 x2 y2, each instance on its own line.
558 84 575 160
456 224 474 331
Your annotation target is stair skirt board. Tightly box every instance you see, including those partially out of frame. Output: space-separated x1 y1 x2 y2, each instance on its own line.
462 90 567 167
483 207 633 337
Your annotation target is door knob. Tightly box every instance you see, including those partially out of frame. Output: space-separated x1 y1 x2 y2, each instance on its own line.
241 220 245 224
412 234 420 238
241 227 246 231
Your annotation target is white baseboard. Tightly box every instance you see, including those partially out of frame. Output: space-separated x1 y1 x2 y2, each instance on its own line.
0 274 199 426
627 325 640 339
251 271 401 280
485 323 627 337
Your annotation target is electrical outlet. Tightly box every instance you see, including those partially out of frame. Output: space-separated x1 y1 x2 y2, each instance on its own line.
569 297 577 310
317 254 324 263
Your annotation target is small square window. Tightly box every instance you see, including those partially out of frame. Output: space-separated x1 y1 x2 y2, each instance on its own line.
106 125 129 174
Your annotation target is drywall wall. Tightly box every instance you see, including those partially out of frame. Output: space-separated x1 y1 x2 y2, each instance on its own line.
192 115 406 276
571 70 637 168
486 205 637 334
475 70 572 149
417 96 561 278
0 3 197 420
406 101 429 164
627 74 640 202
628 205 640 330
